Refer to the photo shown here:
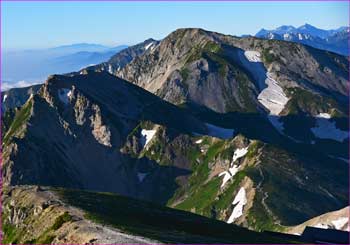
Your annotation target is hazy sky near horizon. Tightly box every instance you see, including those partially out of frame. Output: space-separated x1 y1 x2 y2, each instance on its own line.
2 1 349 50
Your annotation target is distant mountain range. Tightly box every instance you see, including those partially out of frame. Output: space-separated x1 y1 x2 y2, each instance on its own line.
3 24 348 92
253 24 349 55
2 43 127 90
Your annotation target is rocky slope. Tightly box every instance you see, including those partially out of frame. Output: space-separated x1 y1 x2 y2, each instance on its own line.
111 28 349 158
121 124 348 231
116 28 348 112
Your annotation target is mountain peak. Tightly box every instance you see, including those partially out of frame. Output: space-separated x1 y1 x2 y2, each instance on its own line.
298 23 317 30
170 27 209 37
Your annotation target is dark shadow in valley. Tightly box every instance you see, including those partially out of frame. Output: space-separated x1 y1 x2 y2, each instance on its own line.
120 153 192 205
183 103 349 160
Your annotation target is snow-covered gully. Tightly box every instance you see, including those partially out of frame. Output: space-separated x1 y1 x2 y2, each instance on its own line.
242 50 289 134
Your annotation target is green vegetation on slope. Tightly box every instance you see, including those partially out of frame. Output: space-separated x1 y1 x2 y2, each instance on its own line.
262 48 280 64
283 87 344 116
2 223 19 244
3 98 33 145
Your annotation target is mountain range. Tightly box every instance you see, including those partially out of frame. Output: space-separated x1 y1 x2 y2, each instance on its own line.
1 27 349 244
2 43 128 90
254 24 349 55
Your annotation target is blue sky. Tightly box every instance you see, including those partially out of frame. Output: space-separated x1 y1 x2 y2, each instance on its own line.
2 1 349 50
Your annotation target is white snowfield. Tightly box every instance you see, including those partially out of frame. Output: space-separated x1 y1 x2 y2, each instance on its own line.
314 217 349 231
243 51 289 135
311 114 348 142
232 147 249 164
257 72 289 115
314 223 329 229
283 33 291 40
58 88 72 105
332 217 349 230
144 42 155 51
3 94 7 102
205 123 235 139
244 51 261 62
219 147 249 188
195 139 203 144
317 113 331 119
332 217 349 231
219 165 239 188
108 64 113 74
140 129 157 148
227 187 247 224
137 172 148 182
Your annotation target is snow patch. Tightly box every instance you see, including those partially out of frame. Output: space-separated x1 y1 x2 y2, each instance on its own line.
205 123 234 139
58 88 72 105
3 94 7 102
331 217 348 230
137 172 148 182
311 116 348 142
243 51 289 134
140 129 157 148
232 147 249 164
219 146 249 188
316 113 331 119
195 139 203 144
227 187 247 223
145 42 154 50
244 51 261 62
108 64 113 74
314 223 329 229
313 217 349 231
219 165 239 188
258 72 289 115
283 33 291 40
